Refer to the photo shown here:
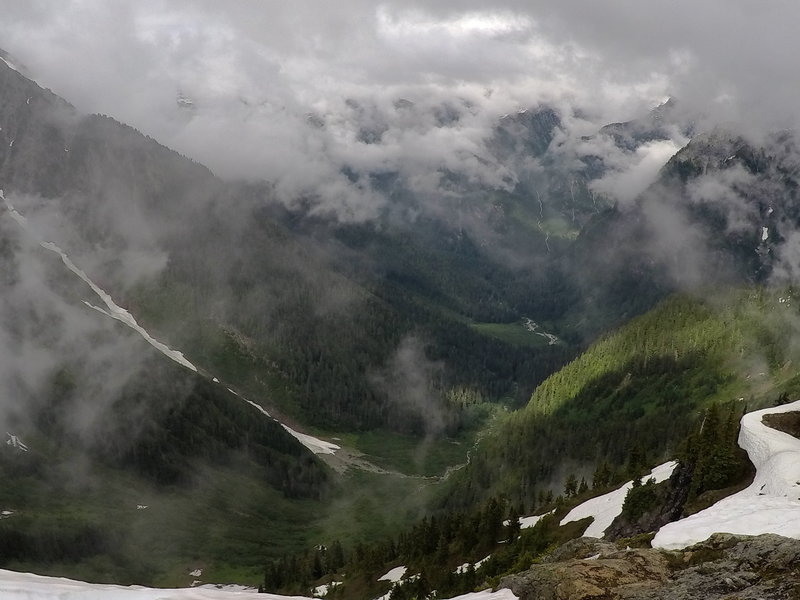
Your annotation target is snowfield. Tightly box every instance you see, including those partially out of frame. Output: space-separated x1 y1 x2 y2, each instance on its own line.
653 398 800 549
377 565 407 582
0 570 517 600
560 461 678 538
0 569 269 599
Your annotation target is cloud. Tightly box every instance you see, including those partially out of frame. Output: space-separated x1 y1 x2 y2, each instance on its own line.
0 1 666 221
369 335 447 436
0 207 149 439
2 1 799 224
591 138 687 206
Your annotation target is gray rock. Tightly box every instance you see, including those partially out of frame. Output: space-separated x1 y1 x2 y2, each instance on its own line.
497 533 800 600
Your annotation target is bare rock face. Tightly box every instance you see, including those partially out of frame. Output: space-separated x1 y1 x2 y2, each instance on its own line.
500 538 670 600
498 534 800 600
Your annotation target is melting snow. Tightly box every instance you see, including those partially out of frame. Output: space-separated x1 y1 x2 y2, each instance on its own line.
561 461 677 538
281 424 340 455
761 226 769 242
2 191 196 372
5 433 28 452
312 582 340 597
377 566 406 583
189 569 202 577
2 191 339 458
504 509 553 530
81 300 196 371
0 569 272 598
653 399 800 549
0 56 19 72
584 553 601 560
454 554 491 575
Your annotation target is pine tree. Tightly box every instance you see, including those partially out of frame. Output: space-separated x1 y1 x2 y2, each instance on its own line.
564 473 578 497
506 506 521 540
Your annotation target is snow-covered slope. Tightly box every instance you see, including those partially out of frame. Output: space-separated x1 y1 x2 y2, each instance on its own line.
0 569 517 600
0 190 339 457
653 399 800 549
561 461 677 538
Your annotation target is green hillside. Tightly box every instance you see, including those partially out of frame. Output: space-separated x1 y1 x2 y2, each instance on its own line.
445 288 800 507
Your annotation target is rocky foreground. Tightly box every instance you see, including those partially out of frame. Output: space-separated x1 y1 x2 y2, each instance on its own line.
499 533 800 599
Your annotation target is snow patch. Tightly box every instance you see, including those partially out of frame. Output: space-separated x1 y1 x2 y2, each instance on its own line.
454 553 492 575
2 190 338 458
0 57 19 72
561 461 677 538
0 568 271 598
312 582 341 597
5 433 28 452
653 399 800 549
2 193 197 372
281 424 340 455
504 509 554 530
377 566 407 583
761 226 769 242
189 569 202 577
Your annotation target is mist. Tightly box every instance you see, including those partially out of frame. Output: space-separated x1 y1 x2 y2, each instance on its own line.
0 0 752 222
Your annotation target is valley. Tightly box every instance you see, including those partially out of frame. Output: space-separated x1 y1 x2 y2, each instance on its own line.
1 5 800 598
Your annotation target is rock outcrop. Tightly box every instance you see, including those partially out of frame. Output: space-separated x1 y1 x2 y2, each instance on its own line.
498 533 800 599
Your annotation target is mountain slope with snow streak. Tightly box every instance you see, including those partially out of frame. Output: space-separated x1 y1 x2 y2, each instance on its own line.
653 399 800 550
0 190 338 457
560 461 678 538
0 569 517 600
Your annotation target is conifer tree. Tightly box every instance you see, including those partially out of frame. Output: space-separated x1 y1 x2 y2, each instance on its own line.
564 473 578 497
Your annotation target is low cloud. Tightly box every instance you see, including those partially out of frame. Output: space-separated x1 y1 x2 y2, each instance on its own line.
370 335 446 436
591 138 686 206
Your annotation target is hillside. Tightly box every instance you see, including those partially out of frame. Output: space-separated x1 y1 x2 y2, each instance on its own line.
0 51 585 585
445 288 800 508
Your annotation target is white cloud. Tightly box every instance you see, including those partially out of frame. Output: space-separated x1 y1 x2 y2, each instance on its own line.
591 139 686 205
2 1 797 219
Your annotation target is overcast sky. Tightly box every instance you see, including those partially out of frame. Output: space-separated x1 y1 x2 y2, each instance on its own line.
2 1 799 218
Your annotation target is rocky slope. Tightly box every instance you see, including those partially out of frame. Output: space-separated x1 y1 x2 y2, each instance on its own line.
499 533 800 600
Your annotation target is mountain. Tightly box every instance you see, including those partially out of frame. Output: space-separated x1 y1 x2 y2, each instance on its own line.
5 43 800 599
0 52 582 584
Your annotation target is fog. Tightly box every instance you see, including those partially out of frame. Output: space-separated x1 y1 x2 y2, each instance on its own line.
1 0 757 220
